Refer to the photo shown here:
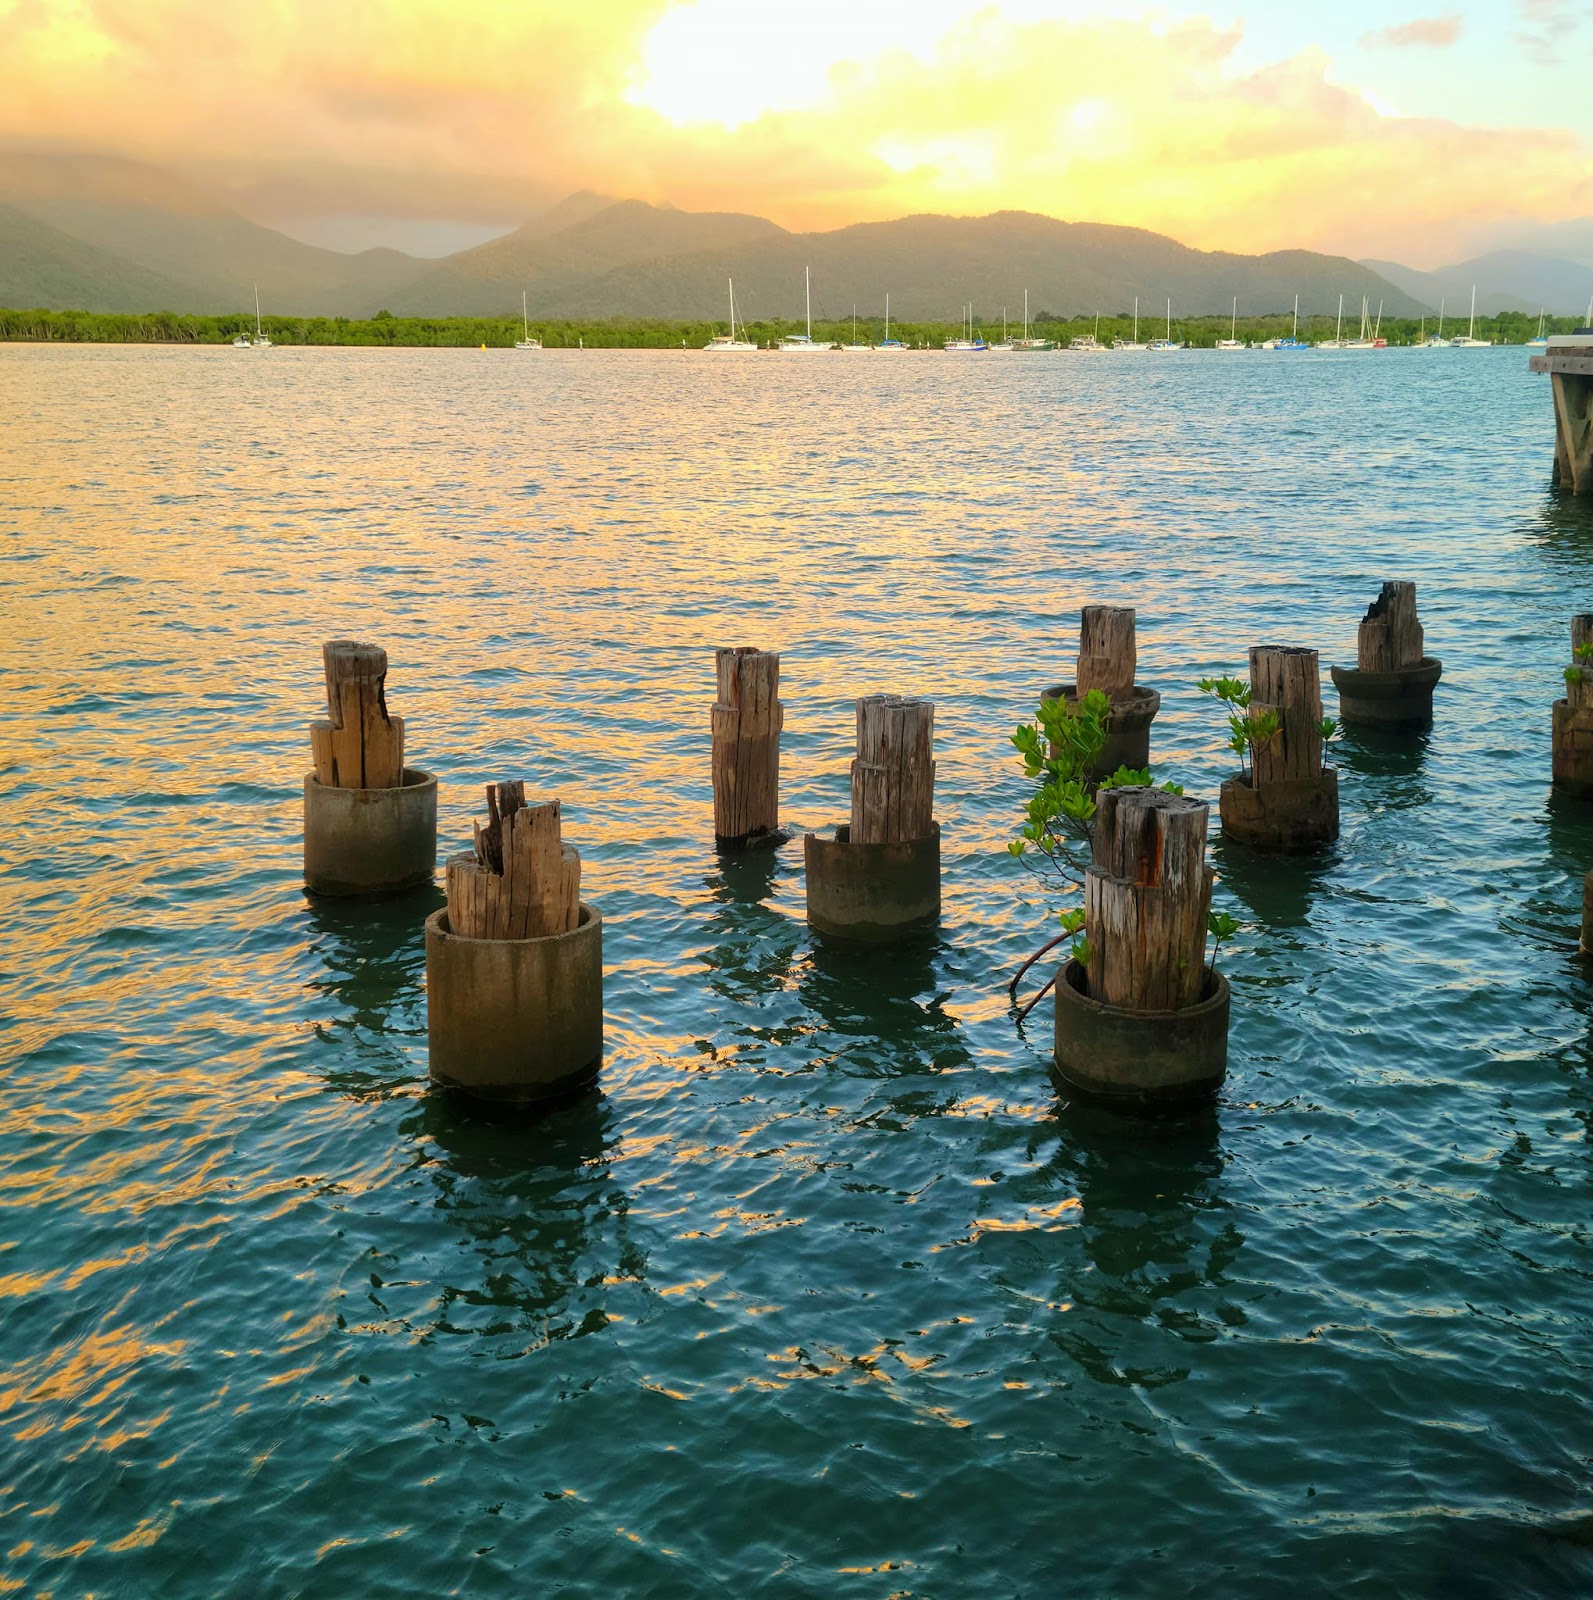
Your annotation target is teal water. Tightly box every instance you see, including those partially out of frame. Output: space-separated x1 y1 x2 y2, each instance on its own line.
2 344 1592 1597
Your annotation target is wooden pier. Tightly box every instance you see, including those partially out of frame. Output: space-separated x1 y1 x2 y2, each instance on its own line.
1528 335 1593 494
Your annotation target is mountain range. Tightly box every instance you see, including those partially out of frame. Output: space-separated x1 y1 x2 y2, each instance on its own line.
1 150 1590 323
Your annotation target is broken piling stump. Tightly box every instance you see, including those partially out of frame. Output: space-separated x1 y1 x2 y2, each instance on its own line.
1553 614 1593 800
1053 786 1230 1107
1219 645 1340 852
302 640 437 896
1330 581 1443 729
426 783 602 1107
1044 605 1161 777
711 648 784 849
805 694 940 941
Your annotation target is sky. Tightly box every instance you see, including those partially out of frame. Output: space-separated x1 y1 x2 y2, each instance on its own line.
1 0 1590 264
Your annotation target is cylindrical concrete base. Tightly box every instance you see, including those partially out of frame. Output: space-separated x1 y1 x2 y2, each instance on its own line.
425 904 603 1107
304 767 437 897
1053 958 1230 1109
1045 682 1162 777
1330 656 1443 730
804 823 940 942
1582 871 1593 958
1219 769 1339 853
1553 700 1593 799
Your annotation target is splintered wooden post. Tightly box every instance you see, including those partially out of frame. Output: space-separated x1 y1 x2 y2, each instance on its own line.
1076 606 1138 701
1357 582 1424 672
711 648 782 845
446 782 580 941
1571 615 1593 713
851 695 935 845
1249 645 1324 786
311 639 405 789
1085 788 1213 1011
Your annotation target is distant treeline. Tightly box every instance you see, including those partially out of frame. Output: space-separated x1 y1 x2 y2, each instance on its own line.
1 305 1584 348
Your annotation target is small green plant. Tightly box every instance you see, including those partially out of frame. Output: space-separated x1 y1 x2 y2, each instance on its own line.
1318 715 1340 743
1575 640 1593 664
1207 910 1240 971
1568 665 1586 688
1198 675 1281 779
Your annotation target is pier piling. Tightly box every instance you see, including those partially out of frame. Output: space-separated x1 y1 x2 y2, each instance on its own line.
1553 614 1593 800
806 694 940 940
1529 335 1593 494
711 648 784 849
1330 581 1443 729
1046 606 1161 777
427 783 602 1106
302 639 436 896
1220 645 1340 851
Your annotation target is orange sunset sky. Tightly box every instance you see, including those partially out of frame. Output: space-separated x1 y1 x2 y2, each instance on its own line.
2 0 1590 262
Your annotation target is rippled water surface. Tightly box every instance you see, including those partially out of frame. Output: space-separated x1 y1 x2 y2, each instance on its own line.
3 344 1593 1597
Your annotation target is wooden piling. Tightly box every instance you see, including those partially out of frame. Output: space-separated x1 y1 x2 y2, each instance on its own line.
446 782 581 941
1357 582 1424 672
711 648 782 846
1582 871 1593 958
1554 614 1593 798
1085 789 1213 1012
1530 337 1593 494
1249 645 1324 785
1077 606 1138 701
311 640 405 789
851 695 935 845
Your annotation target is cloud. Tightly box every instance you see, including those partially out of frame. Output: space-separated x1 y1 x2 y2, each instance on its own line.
0 0 1587 265
1359 14 1463 49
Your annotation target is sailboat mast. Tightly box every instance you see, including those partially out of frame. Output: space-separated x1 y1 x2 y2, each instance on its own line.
885 293 890 340
523 289 529 339
1133 295 1138 342
1024 288 1029 339
1438 297 1445 337
1468 284 1476 339
1292 293 1298 339
254 282 262 337
1336 294 1343 342
1231 296 1237 340
806 265 812 341
1166 297 1171 339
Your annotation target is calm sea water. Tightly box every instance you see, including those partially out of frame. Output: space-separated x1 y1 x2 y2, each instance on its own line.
2 343 1592 1597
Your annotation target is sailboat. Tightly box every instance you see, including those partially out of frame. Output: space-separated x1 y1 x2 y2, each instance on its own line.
251 284 272 348
988 307 1014 353
1259 294 1306 350
1316 294 1348 349
1068 311 1106 352
1215 295 1245 350
778 266 835 351
944 304 987 352
1343 296 1376 350
876 293 907 352
515 291 542 350
1451 285 1492 347
232 326 252 348
1525 309 1548 348
1112 296 1146 351
1417 296 1451 349
703 278 757 351
1013 289 1056 351
840 305 871 352
1147 297 1182 351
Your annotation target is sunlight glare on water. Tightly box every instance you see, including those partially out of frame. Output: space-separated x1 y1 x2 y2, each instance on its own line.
1 344 1592 1596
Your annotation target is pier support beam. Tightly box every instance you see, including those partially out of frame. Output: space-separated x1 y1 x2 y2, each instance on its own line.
1553 614 1593 800
1529 339 1593 494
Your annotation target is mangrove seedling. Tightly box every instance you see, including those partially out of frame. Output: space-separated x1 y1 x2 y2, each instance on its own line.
1199 674 1283 779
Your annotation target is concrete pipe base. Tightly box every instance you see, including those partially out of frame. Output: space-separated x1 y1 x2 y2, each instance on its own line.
1052 958 1230 1109
425 904 603 1107
1045 682 1162 777
715 826 792 853
1219 769 1340 854
303 767 437 897
804 823 940 942
1330 657 1442 730
1552 701 1593 799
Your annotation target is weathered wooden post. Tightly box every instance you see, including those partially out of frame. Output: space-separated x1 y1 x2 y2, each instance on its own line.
425 783 602 1106
804 695 940 940
1219 645 1340 851
1529 333 1593 494
711 648 784 848
1044 606 1160 776
1053 787 1230 1106
1582 871 1593 959
1553 614 1593 799
1330 581 1443 729
302 640 437 896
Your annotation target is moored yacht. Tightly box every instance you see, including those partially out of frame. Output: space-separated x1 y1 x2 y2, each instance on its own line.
1258 295 1307 349
1451 285 1492 347
703 278 757 350
944 304 987 351
251 284 273 348
1112 296 1147 351
1068 312 1106 352
1146 297 1183 351
1012 289 1055 351
1526 309 1548 348
1417 297 1451 348
1214 296 1246 350
1316 294 1349 349
515 290 542 350
839 306 871 351
876 293 907 351
778 266 836 351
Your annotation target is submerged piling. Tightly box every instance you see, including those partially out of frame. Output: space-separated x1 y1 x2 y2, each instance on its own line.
1045 605 1160 776
1219 645 1339 852
805 694 940 940
1553 614 1593 801
1330 581 1442 729
711 648 783 849
426 784 602 1106
302 640 436 896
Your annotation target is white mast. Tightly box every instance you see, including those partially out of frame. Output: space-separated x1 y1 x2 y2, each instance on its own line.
523 289 530 340
1231 295 1237 341
1292 293 1298 339
1336 294 1344 342
254 282 262 339
1468 284 1476 339
1133 295 1138 342
885 293 890 340
1438 297 1445 337
806 264 812 340
1166 297 1171 339
1024 287 1029 339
